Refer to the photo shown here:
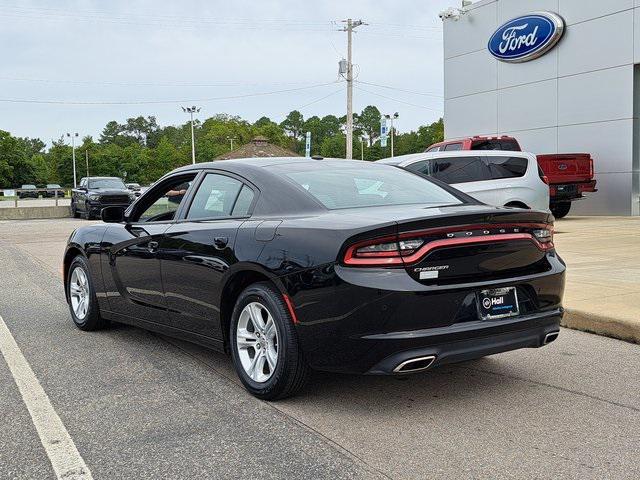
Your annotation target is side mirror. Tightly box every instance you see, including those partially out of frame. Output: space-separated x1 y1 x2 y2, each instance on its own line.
101 206 126 223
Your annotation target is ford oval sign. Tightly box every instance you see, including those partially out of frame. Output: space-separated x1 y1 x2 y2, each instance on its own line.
488 12 565 63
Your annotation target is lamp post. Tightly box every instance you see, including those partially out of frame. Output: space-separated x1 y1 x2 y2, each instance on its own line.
384 113 399 158
226 136 236 151
66 132 79 187
182 106 201 164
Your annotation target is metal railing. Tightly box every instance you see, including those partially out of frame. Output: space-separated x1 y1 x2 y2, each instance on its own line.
2 189 70 207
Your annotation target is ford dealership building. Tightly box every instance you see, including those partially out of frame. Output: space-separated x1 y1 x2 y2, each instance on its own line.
442 0 640 215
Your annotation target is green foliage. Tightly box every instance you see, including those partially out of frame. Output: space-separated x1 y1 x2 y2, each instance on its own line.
0 112 445 187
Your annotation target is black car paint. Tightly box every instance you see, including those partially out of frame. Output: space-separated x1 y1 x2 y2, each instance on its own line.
64 158 565 374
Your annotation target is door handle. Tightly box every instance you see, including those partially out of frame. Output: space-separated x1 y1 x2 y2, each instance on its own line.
213 236 228 250
148 241 159 253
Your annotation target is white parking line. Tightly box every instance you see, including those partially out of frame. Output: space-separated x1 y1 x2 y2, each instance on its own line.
0 315 93 480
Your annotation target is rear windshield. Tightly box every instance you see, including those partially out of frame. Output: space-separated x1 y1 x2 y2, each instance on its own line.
88 178 126 189
471 139 520 151
275 164 463 210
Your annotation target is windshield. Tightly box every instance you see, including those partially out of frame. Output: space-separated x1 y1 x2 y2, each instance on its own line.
22 185 36 189
274 163 463 210
47 184 61 188
88 178 126 189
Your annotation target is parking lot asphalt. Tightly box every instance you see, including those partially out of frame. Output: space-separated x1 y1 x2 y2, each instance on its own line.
1 218 639 479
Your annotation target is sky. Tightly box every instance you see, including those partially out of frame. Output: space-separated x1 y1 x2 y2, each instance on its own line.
0 0 454 146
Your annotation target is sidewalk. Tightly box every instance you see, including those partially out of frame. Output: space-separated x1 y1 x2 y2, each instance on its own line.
553 216 640 344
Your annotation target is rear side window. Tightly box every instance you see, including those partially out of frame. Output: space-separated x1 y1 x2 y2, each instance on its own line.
425 146 440 152
484 156 528 179
443 143 463 151
187 173 248 219
432 157 491 184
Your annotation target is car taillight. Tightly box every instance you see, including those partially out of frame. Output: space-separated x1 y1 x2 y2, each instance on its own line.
589 158 594 177
532 227 554 250
344 238 424 265
343 224 555 267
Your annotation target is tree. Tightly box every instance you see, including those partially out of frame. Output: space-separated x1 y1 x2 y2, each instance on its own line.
253 116 273 128
280 110 305 140
355 106 382 146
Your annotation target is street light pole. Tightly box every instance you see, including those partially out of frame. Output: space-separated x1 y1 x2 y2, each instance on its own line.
384 113 399 158
182 106 201 164
227 136 236 151
66 132 79 187
360 136 364 161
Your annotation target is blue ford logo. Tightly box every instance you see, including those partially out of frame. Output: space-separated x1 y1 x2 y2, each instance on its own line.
488 12 565 63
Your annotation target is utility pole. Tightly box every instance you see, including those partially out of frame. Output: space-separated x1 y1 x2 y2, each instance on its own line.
384 113 399 157
182 106 201 164
360 136 365 161
66 132 79 187
85 150 90 177
341 18 365 159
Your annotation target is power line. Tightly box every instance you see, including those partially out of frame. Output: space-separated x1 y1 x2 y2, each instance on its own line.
0 81 343 106
0 76 331 88
353 85 443 113
355 80 443 98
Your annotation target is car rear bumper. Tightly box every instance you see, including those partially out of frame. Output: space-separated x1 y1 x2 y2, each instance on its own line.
365 310 561 374
550 180 597 201
286 253 565 374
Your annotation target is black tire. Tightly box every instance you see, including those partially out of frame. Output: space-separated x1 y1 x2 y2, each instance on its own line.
66 255 109 331
71 201 80 218
551 201 571 219
83 203 92 220
230 282 309 400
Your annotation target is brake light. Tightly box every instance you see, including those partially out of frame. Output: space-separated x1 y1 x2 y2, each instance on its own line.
343 224 554 267
589 158 594 177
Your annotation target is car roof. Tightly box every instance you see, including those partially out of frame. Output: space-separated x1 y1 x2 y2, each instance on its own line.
378 150 535 167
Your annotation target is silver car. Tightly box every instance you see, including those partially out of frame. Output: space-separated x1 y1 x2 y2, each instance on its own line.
378 150 550 212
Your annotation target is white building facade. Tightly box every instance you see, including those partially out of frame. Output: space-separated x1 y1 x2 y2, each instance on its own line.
442 0 640 215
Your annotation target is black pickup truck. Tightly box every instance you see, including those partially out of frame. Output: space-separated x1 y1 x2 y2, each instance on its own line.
71 177 136 220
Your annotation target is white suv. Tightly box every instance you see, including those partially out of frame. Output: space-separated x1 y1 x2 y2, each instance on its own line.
378 150 550 212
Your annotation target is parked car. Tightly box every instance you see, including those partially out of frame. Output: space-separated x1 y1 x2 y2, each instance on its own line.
126 183 142 197
379 151 550 212
63 158 565 400
426 135 597 218
18 184 39 199
71 176 135 220
44 184 65 198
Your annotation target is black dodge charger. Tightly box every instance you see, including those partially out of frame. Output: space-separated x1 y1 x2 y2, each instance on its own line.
63 157 565 399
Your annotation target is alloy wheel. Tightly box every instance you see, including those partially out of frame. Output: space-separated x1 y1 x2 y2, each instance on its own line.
69 267 90 320
236 302 279 383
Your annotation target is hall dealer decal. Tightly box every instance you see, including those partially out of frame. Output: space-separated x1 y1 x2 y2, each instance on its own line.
488 12 565 63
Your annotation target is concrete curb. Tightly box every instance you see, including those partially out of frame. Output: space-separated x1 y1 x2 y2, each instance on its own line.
561 308 640 345
0 206 71 220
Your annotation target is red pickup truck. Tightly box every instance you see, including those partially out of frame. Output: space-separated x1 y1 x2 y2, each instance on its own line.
426 136 597 218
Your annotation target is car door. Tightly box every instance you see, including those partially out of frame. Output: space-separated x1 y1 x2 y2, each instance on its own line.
160 171 257 339
483 155 530 207
103 172 198 325
432 156 497 205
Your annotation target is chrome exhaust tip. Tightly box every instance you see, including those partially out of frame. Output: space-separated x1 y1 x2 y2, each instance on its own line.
393 355 436 373
543 331 559 345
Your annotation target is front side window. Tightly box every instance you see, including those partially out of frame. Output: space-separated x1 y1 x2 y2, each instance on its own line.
432 157 491 184
277 164 462 209
485 156 528 179
187 173 253 220
135 176 196 222
406 160 433 176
